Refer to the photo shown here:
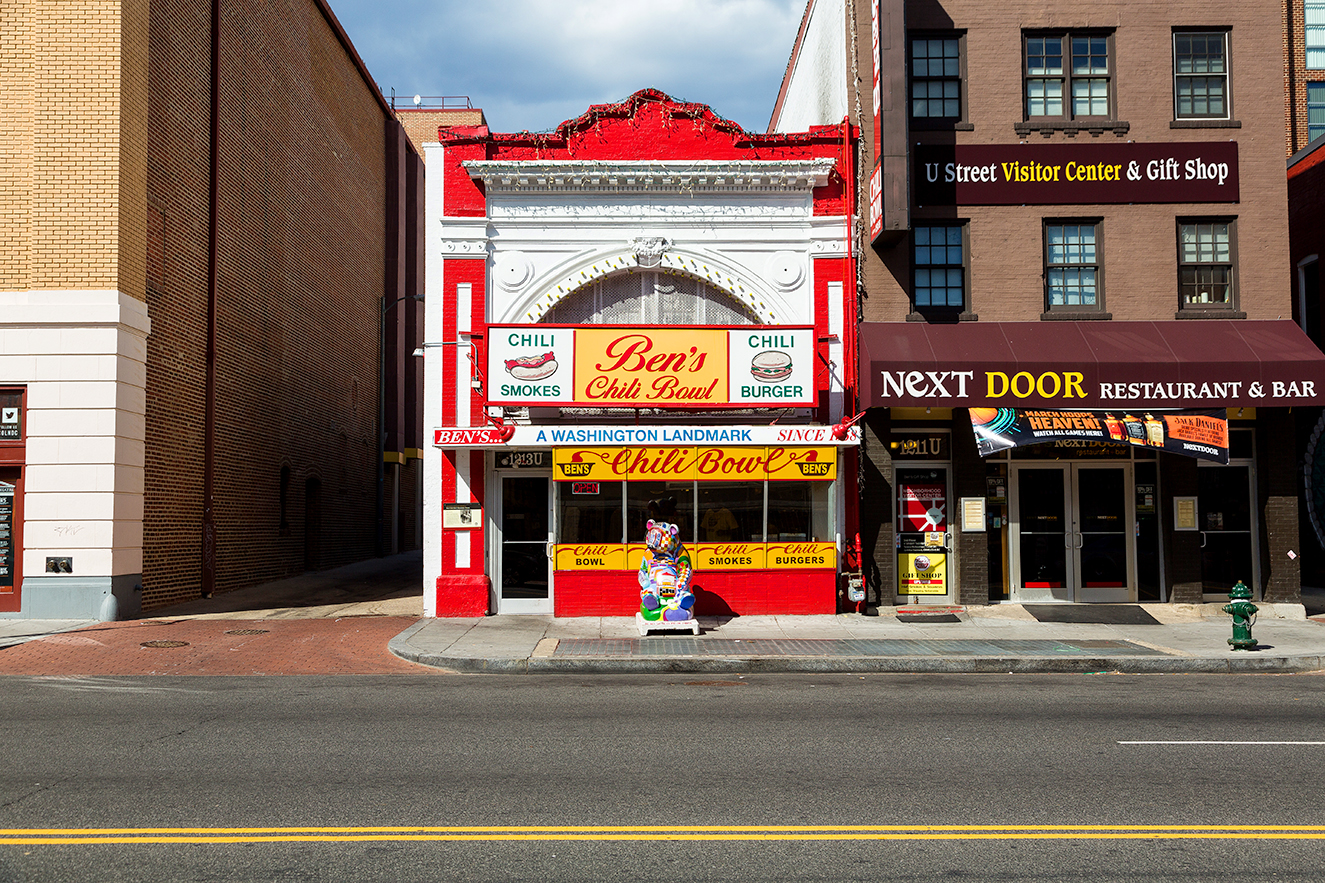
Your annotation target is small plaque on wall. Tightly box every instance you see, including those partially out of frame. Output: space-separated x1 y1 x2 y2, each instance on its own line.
960 497 986 532
444 503 481 529
1173 496 1198 531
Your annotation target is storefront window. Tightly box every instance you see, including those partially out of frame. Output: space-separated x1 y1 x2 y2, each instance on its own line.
627 482 695 544
697 482 764 543
768 482 831 542
557 481 624 544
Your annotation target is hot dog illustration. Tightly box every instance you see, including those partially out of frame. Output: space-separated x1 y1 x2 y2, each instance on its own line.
504 351 558 381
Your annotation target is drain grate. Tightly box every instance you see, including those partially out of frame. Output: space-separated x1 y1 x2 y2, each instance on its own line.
140 640 189 649
224 629 269 636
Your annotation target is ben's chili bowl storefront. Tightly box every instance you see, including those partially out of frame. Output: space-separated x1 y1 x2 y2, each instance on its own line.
433 326 860 617
859 320 1325 606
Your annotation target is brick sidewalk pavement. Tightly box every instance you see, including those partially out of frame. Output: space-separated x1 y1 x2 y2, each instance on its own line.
0 617 441 676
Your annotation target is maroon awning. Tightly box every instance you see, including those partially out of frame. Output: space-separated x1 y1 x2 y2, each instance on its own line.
859 320 1325 409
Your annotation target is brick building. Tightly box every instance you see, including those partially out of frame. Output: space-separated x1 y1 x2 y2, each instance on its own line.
1286 0 1325 155
0 0 423 620
773 0 1325 608
423 90 862 618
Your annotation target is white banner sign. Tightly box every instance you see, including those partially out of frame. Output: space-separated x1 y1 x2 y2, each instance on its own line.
434 423 861 447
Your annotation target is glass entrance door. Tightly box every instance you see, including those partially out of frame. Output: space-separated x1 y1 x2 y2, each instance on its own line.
1198 465 1254 596
1010 463 1134 602
1073 465 1132 602
498 473 553 614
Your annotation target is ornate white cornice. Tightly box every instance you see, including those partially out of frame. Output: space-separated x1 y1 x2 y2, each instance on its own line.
463 159 838 195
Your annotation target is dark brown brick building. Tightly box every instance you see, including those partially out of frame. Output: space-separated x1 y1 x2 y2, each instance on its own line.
773 0 1325 610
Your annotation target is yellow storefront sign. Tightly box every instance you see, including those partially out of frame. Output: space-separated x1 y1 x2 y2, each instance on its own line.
554 544 628 570
552 446 836 481
575 328 729 406
693 543 766 570
898 551 947 595
764 542 837 569
765 446 836 481
625 447 698 481
552 448 629 481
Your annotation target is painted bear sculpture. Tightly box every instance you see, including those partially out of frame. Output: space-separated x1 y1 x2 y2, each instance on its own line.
638 520 695 621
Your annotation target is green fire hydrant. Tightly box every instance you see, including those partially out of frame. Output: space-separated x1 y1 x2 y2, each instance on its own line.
1222 580 1258 651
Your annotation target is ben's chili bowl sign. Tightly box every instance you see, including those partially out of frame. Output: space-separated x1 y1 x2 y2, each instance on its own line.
873 368 1323 409
486 325 816 407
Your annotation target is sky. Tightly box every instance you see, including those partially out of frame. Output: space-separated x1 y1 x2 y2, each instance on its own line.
326 0 807 134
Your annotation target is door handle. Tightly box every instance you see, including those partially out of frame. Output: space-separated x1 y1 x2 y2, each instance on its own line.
1199 531 1207 548
546 541 554 560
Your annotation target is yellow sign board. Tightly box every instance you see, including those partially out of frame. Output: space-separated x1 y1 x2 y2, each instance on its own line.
898 551 947 595
552 446 836 481
764 542 837 569
552 448 629 481
765 447 836 481
693 543 766 570
553 545 628 570
574 328 729 406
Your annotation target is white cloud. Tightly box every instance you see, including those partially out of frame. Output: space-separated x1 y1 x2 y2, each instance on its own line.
329 0 805 132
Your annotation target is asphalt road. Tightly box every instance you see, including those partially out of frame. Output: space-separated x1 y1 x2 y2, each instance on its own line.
1 673 1323 882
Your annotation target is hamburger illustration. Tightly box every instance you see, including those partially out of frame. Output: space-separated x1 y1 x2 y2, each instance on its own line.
504 351 558 381
750 350 792 383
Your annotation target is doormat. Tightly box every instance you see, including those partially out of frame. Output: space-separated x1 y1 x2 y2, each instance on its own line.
1024 604 1160 625
897 613 962 623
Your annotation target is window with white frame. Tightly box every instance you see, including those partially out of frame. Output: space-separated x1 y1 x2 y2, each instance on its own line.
1178 220 1236 311
1024 32 1113 120
1309 0 1325 70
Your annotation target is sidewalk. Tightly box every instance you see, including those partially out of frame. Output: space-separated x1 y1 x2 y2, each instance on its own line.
389 605 1325 675
2 552 1323 675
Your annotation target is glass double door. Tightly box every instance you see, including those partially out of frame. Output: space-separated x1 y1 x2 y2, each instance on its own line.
1010 463 1134 603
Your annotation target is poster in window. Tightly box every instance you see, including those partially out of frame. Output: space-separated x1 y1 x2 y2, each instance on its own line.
0 483 12 589
898 551 947 595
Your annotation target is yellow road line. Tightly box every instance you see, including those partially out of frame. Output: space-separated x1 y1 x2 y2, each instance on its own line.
3 826 1325 845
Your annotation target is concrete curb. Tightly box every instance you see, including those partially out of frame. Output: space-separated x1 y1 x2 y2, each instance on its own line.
387 625 1325 675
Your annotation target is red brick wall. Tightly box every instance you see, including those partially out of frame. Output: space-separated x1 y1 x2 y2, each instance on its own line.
1286 0 1325 156
142 0 402 608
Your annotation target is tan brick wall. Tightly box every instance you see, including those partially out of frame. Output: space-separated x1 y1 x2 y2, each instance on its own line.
859 0 1289 323
395 108 486 161
0 0 148 298
0 0 34 290
141 0 389 608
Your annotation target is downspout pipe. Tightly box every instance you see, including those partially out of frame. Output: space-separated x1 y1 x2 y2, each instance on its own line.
201 0 220 596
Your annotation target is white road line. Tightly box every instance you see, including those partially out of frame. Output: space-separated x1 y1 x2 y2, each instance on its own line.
1119 741 1325 745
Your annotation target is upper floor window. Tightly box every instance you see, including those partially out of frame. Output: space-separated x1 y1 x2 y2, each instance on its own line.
1309 0 1325 70
910 36 963 121
1310 82 1325 143
1024 32 1113 121
1174 31 1229 120
1178 220 1237 313
1045 221 1102 313
912 225 967 312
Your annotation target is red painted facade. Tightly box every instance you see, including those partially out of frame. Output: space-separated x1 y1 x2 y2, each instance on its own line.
427 90 860 619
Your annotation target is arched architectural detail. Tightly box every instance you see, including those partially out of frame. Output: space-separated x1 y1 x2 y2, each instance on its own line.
506 246 794 324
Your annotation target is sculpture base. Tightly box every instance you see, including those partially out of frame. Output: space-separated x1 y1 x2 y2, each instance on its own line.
637 611 700 636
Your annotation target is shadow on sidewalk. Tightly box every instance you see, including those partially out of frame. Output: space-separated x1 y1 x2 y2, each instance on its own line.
141 550 424 620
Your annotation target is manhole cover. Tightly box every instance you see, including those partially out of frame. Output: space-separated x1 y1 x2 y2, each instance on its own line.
224 629 269 636
140 640 189 649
